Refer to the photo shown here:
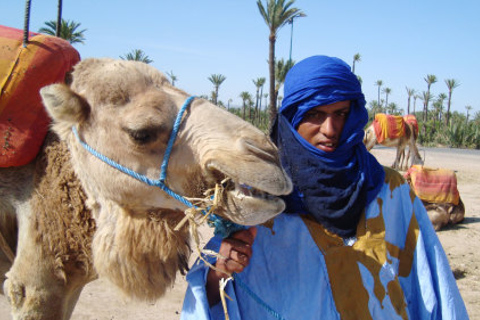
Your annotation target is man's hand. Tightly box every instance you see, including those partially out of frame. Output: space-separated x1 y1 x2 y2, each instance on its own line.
206 227 257 306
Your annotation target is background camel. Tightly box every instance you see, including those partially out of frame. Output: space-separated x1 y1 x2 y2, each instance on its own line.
364 113 423 171
0 58 292 320
404 165 465 230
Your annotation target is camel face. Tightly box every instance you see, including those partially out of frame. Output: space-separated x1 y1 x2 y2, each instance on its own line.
41 58 292 225
363 126 377 150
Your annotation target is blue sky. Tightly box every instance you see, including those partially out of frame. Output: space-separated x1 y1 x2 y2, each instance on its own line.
4 1 479 114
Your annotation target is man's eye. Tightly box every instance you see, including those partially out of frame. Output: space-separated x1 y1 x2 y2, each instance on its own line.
305 112 319 119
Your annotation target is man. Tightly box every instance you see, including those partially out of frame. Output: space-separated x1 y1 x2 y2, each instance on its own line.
181 55 468 319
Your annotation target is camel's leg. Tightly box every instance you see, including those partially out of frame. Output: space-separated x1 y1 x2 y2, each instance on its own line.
1 158 92 320
405 147 411 170
392 140 404 170
424 202 449 231
406 123 423 166
4 201 68 320
449 198 465 225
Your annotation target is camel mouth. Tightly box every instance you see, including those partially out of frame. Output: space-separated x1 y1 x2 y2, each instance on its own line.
232 182 278 201
208 167 281 203
204 168 286 225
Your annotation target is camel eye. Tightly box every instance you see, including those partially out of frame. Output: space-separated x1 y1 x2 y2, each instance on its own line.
127 128 158 144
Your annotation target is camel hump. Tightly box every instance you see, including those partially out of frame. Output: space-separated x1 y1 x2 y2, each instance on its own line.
0 25 80 167
404 165 460 205
373 113 405 143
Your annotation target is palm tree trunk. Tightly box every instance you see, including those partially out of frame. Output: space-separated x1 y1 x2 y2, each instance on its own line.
258 86 264 124
268 33 276 129
446 93 452 126
56 0 63 37
23 0 32 47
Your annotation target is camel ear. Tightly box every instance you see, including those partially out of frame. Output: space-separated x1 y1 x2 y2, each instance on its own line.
40 83 89 125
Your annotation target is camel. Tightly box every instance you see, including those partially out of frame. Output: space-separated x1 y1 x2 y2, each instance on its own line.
0 58 293 319
364 113 423 171
404 165 465 231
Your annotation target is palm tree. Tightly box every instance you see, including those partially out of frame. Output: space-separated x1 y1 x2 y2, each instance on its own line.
375 80 383 107
352 53 361 74
38 19 86 44
413 94 419 114
208 74 226 105
120 49 153 64
253 77 266 125
445 78 460 126
436 93 447 123
423 74 437 121
420 91 431 136
465 105 472 125
257 0 305 128
239 91 252 120
387 102 398 115
287 13 305 62
382 87 391 112
258 78 267 124
274 58 295 105
405 87 415 115
166 71 177 86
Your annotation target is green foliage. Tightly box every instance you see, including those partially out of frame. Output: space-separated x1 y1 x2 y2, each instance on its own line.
120 49 153 64
38 19 86 44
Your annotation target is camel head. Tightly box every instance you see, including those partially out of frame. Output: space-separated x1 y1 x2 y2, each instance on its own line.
39 58 292 300
40 58 292 226
363 123 377 151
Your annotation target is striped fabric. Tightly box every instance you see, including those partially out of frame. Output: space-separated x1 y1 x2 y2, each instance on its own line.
405 165 460 205
0 25 80 167
372 113 405 143
403 114 419 136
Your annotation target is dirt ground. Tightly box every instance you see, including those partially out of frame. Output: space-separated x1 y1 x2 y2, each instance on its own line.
1 147 479 319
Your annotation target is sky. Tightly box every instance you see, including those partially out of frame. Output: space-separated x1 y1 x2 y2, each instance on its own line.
4 0 480 114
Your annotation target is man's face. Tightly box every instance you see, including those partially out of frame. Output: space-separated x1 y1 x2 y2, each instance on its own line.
296 101 351 152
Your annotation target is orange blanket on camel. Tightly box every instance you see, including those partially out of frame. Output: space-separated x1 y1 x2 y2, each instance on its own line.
0 25 80 167
404 165 460 205
372 113 405 144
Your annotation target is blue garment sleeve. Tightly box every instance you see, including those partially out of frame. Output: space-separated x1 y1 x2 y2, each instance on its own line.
181 235 241 320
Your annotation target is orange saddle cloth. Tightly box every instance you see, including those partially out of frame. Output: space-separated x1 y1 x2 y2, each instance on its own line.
372 113 405 144
0 25 80 167
403 114 419 136
404 165 460 205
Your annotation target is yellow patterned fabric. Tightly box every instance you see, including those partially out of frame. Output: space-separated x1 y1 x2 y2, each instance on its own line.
373 113 405 144
405 165 460 205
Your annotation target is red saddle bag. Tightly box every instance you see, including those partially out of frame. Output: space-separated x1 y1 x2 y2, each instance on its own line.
0 25 80 167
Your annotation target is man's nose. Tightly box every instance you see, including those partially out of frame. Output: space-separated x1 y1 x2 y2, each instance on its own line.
320 115 336 138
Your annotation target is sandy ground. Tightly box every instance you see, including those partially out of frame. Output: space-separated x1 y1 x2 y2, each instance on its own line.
1 146 479 319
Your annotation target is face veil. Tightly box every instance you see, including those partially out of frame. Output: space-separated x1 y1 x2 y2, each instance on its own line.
271 55 385 238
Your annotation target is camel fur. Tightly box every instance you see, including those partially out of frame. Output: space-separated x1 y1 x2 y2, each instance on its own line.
1 58 292 320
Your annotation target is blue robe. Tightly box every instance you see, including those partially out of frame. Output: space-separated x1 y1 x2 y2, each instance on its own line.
181 168 468 320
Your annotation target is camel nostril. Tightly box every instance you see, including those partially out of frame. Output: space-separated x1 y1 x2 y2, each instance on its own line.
241 139 277 163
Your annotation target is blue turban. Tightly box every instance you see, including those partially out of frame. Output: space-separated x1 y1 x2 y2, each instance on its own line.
271 55 385 238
